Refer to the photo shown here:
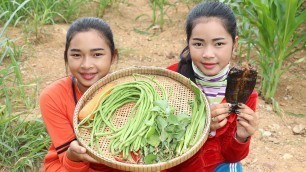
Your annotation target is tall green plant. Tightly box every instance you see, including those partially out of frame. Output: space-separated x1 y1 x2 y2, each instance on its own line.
1 0 30 113
23 0 66 40
55 0 84 22
220 0 254 62
0 0 67 25
0 2 49 171
150 0 174 31
95 0 113 17
0 0 28 25
239 0 306 101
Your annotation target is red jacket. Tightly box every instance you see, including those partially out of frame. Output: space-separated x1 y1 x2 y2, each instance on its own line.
164 63 258 172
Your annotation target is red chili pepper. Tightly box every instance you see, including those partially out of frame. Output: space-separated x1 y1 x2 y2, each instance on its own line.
130 150 140 163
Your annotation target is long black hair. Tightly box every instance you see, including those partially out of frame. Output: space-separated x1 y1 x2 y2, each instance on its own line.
178 1 237 81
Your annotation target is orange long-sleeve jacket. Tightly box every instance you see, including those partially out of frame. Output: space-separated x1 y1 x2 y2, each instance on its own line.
40 76 123 172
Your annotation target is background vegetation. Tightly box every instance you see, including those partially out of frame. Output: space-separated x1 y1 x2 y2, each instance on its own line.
0 0 305 171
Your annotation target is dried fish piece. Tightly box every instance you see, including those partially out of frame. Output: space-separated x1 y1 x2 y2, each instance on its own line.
225 63 257 112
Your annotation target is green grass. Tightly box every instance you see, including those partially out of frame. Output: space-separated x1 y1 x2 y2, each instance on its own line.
0 108 50 172
0 0 123 41
0 0 82 24
286 112 306 118
0 1 50 171
134 0 175 33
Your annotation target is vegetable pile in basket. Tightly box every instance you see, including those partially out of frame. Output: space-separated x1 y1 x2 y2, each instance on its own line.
77 74 207 164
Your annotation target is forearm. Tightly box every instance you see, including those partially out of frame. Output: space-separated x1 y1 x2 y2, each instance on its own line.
221 131 251 162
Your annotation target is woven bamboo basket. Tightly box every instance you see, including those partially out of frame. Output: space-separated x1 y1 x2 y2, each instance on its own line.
73 66 211 172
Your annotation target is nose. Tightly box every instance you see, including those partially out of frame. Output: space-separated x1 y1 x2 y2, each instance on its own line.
202 45 214 59
81 56 94 69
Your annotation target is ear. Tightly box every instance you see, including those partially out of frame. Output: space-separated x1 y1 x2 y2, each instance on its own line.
111 49 118 63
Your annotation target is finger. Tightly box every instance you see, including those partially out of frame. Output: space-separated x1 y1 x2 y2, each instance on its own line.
211 107 231 119
237 119 256 135
210 103 231 112
212 113 230 123
236 109 258 127
213 108 231 117
236 107 255 117
210 118 227 130
236 111 254 122
237 103 253 110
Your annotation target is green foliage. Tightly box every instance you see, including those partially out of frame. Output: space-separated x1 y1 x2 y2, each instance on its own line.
0 0 30 113
94 0 113 17
135 0 175 33
1 2 49 171
0 109 50 171
150 0 171 31
0 0 81 25
23 0 66 40
143 100 191 163
0 0 97 40
286 112 306 118
233 0 306 102
179 0 203 8
56 0 85 22
0 0 122 39
0 0 28 26
220 0 254 62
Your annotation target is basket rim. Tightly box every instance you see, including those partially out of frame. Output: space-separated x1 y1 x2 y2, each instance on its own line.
73 66 211 171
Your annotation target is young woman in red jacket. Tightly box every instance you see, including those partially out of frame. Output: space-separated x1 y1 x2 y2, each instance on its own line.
165 2 259 172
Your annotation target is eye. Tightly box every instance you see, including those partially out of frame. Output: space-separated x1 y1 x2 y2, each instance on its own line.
193 42 203 47
70 54 81 58
94 53 103 57
215 42 224 47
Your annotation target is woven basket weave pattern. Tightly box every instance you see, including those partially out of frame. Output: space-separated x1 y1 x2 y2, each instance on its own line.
73 67 211 172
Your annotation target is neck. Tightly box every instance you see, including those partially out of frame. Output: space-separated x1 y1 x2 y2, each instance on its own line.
192 62 229 105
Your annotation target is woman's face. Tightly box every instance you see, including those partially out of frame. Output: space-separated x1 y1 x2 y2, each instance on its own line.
189 17 237 76
67 29 116 92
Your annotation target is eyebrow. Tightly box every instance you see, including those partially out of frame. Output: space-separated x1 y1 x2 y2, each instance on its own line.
192 37 225 42
69 48 104 52
90 48 104 52
192 38 204 42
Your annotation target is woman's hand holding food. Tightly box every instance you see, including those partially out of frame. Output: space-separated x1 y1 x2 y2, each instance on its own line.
66 140 99 163
235 103 258 142
210 103 232 131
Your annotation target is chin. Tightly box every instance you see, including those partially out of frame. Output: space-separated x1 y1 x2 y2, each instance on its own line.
201 70 215 76
81 80 96 88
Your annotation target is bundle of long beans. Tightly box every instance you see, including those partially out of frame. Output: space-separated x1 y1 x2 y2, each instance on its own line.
77 75 207 163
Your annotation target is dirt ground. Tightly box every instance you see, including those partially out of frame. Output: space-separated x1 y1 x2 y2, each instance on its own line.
12 1 306 171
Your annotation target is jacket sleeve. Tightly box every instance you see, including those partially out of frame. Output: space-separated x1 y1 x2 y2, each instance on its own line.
219 91 258 162
40 89 90 172
166 63 179 71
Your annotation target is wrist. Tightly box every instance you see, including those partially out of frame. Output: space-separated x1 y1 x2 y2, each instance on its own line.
235 132 249 143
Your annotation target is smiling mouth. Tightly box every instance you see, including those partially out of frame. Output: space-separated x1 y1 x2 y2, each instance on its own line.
81 73 96 80
202 63 216 69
